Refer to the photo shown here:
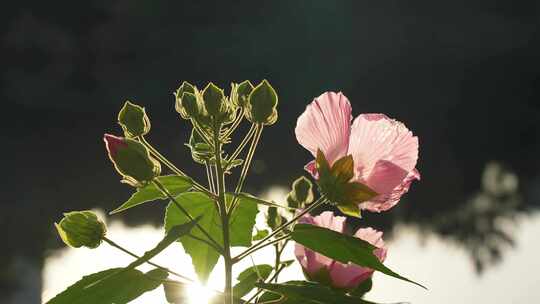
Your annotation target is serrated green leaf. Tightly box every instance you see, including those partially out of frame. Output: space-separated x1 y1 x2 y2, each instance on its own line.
256 281 378 304
46 268 167 304
292 224 426 289
233 192 296 210
164 192 258 282
233 264 273 299
110 175 192 214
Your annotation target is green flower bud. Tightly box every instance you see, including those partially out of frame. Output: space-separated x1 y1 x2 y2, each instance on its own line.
175 81 196 119
118 101 151 138
291 176 314 205
180 92 202 120
236 80 254 107
202 82 226 117
55 210 106 249
104 134 161 186
266 206 282 230
246 80 278 125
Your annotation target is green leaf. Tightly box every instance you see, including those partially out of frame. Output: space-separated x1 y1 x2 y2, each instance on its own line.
253 228 270 241
349 278 373 298
126 217 201 270
233 264 273 299
292 224 426 289
110 175 192 214
46 268 167 304
256 281 378 304
164 192 257 282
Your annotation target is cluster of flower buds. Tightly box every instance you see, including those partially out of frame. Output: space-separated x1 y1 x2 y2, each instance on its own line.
55 210 107 249
174 80 278 128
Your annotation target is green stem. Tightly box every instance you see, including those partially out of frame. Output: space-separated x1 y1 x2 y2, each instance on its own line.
225 123 256 168
233 197 326 263
221 108 244 139
138 136 216 199
205 160 216 194
153 180 223 254
273 244 280 283
233 233 291 263
229 124 263 213
103 237 193 283
245 263 288 304
213 127 233 304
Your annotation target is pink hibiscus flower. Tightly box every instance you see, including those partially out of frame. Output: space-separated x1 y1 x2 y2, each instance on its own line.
295 92 420 212
294 211 387 289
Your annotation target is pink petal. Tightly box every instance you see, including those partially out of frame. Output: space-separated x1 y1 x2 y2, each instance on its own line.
295 92 352 166
304 160 319 179
360 169 420 212
348 114 419 211
354 227 388 261
329 261 373 289
312 211 346 233
103 133 127 157
348 114 418 180
329 227 387 289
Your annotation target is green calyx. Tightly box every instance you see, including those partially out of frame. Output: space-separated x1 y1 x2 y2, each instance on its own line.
186 129 213 164
118 101 151 138
315 150 377 217
55 210 107 249
246 80 278 125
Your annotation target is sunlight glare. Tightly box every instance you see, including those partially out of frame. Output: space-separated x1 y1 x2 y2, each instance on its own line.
186 282 215 304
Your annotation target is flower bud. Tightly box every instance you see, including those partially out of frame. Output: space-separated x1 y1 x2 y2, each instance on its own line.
175 81 196 119
290 176 314 205
180 92 202 120
202 82 226 117
118 101 151 138
266 206 282 230
246 80 278 125
104 134 161 186
55 210 106 249
236 80 254 107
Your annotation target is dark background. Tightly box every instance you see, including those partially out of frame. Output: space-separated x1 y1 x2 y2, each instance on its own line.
2 0 540 302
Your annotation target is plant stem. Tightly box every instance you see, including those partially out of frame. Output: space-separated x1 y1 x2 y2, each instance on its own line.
245 263 288 304
153 179 223 254
232 197 326 263
213 127 233 304
103 237 193 283
225 123 256 168
205 160 216 194
229 124 263 213
273 244 280 283
221 108 244 139
233 233 291 263
138 136 216 199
